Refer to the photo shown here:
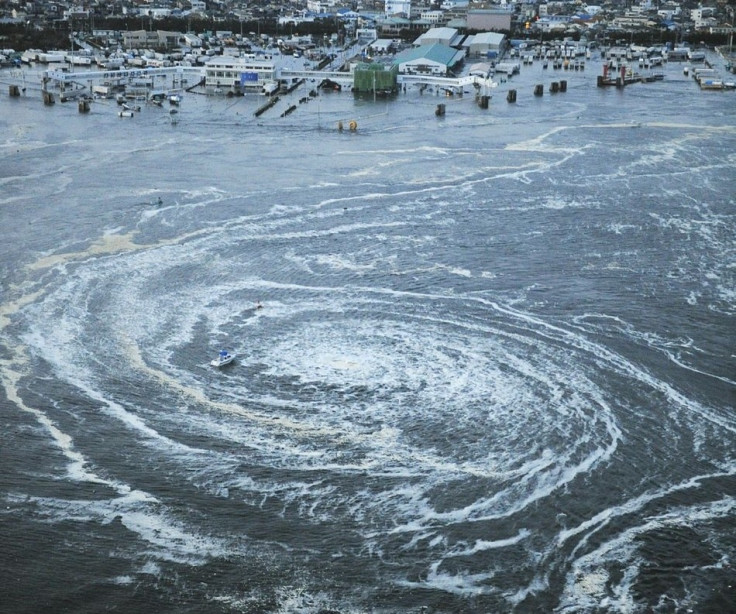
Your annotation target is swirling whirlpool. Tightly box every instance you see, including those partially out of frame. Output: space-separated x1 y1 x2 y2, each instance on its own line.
8 190 735 612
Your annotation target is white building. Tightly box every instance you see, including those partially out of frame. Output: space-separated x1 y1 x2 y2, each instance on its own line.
122 30 181 50
441 0 469 8
385 0 412 17
182 33 202 48
307 0 341 12
465 32 506 57
356 28 379 43
190 1 206 15
204 55 277 94
414 27 461 47
146 8 172 19
420 10 445 24
690 7 716 28
369 38 399 53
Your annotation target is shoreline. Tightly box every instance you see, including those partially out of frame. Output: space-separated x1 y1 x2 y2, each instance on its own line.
1 48 733 134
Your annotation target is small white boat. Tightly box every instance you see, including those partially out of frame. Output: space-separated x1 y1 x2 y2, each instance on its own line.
211 349 235 367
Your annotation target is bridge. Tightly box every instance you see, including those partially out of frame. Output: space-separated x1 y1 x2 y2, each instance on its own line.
42 66 204 92
40 65 203 101
280 69 354 85
397 74 497 92
280 69 497 93
44 66 203 85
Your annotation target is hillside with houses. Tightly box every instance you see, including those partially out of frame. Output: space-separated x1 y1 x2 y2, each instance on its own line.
1 0 734 52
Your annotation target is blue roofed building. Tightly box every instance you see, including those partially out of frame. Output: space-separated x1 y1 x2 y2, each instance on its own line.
393 43 466 76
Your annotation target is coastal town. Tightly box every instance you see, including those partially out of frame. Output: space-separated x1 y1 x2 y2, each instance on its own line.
1 0 734 105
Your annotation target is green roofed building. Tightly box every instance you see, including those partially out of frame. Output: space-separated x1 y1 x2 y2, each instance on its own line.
353 62 400 95
393 43 466 76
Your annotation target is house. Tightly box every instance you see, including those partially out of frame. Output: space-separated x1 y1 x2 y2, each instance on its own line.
368 38 400 54
535 15 574 33
189 1 206 15
377 15 417 37
356 28 379 43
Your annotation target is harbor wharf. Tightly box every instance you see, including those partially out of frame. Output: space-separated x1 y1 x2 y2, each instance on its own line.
34 64 497 99
40 65 203 101
3 46 733 123
44 66 203 86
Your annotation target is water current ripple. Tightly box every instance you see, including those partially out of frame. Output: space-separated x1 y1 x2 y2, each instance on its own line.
13 208 718 606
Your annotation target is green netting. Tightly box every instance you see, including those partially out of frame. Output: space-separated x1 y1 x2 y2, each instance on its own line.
353 63 399 93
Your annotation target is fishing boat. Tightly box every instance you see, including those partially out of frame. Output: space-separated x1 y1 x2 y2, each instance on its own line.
211 349 235 367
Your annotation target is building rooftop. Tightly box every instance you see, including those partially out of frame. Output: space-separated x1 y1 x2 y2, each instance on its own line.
394 42 464 67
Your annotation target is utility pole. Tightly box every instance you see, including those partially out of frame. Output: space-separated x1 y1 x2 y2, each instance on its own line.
70 16 74 73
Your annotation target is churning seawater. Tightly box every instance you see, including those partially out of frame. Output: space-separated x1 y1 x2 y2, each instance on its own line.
1 55 735 613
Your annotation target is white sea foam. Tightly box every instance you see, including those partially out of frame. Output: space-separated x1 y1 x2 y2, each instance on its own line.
11 488 234 566
558 494 736 612
453 529 532 556
0 358 118 488
17 203 724 583
112 575 134 585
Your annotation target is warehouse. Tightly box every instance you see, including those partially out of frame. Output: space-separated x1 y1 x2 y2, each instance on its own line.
464 32 506 58
393 43 466 76
413 27 464 48
466 8 513 31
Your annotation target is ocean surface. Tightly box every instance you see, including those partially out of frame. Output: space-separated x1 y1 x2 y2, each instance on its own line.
1 54 735 613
